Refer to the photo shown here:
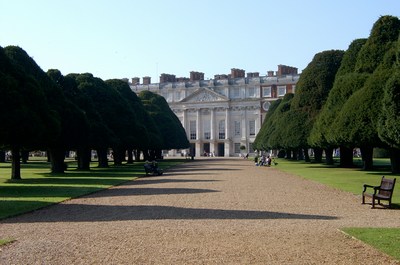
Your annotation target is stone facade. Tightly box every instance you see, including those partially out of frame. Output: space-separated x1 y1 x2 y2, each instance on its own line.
130 65 300 157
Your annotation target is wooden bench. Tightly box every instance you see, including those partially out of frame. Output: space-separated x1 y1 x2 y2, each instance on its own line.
144 163 163 176
362 176 396 208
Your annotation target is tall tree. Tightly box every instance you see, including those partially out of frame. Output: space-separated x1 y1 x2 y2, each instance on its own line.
377 35 400 173
1 46 60 179
139 90 189 160
332 15 400 170
289 49 345 163
309 39 368 167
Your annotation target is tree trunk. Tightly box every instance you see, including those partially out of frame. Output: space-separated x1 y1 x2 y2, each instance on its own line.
49 148 66 174
97 148 109 168
11 147 21 180
297 148 304 160
285 150 292 159
389 148 400 174
314 148 323 163
304 148 310 162
77 147 91 170
113 147 124 166
340 146 354 168
126 148 134 164
134 150 141 162
360 146 373 170
0 151 5 162
21 150 29 164
325 147 334 165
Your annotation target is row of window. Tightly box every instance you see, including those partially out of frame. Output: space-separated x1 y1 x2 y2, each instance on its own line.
163 85 294 102
189 120 255 140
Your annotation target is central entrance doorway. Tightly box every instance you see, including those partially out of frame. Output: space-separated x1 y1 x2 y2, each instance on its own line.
217 143 225 157
203 143 210 156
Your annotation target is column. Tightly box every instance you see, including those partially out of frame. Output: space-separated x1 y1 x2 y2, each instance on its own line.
196 109 201 157
196 109 201 140
241 107 247 141
210 108 215 140
225 107 230 157
182 109 188 139
225 108 230 139
210 108 216 156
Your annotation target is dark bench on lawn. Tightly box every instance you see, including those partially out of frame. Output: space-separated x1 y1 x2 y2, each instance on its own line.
362 176 396 208
144 161 163 176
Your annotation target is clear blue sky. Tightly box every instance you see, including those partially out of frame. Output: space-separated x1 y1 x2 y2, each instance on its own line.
1 0 400 82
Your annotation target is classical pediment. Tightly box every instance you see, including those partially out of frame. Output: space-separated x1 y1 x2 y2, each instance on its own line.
180 88 229 103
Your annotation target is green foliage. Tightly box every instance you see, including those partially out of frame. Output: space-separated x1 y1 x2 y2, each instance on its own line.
378 69 400 148
253 98 282 150
355 15 400 73
334 47 398 147
139 91 189 149
335 38 368 77
288 50 344 149
0 46 60 149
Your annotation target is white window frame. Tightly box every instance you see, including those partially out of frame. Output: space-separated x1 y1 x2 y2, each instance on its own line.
234 143 241 153
218 120 225 139
249 120 256 136
262 86 271 97
278 86 286 97
248 87 256 98
234 121 241 136
189 120 196 140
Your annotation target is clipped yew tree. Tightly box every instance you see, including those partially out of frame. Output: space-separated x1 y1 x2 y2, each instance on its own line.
253 98 282 151
72 74 138 167
309 38 368 167
105 79 158 163
1 46 61 179
378 36 400 173
139 90 189 160
289 49 344 163
47 70 92 171
64 73 113 170
333 15 400 170
264 94 298 159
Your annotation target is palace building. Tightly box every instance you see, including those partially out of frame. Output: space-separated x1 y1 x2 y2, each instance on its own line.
130 65 300 157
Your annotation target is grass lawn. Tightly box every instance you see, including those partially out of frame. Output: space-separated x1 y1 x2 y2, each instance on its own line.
342 228 400 260
274 157 400 261
0 158 185 220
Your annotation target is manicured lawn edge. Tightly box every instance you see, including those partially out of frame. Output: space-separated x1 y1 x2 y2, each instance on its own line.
340 228 400 260
273 158 399 261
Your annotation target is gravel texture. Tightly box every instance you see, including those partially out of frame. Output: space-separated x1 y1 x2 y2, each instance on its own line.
1 158 399 264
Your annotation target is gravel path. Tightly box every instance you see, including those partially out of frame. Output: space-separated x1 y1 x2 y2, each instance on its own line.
1 158 399 264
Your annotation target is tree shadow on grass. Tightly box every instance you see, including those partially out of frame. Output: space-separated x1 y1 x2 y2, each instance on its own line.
2 204 338 223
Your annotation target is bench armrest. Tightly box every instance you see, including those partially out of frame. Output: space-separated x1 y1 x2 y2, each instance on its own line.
363 184 380 193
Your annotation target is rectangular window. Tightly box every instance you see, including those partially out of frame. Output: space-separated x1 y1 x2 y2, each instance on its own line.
292 85 296 94
248 87 256 97
203 119 211 140
189 120 196 140
249 120 256 136
175 91 181 101
234 143 241 153
278 86 286 97
232 87 240 98
234 121 241 136
263 86 271 97
218 120 225 139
